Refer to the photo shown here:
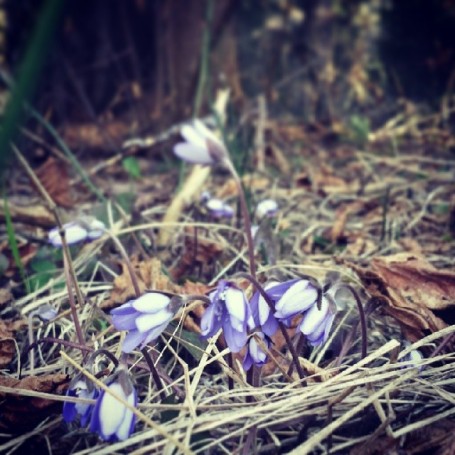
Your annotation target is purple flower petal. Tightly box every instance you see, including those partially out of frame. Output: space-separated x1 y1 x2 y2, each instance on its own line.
122 329 147 353
174 143 213 165
132 293 171 313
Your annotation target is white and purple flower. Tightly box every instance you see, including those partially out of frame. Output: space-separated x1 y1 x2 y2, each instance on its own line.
111 292 176 353
298 295 336 346
243 332 270 371
201 280 251 353
256 199 278 219
274 279 319 322
63 374 97 427
205 197 234 219
173 119 228 165
48 218 106 247
89 368 137 442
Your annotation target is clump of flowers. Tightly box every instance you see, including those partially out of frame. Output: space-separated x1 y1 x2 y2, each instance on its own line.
63 366 137 442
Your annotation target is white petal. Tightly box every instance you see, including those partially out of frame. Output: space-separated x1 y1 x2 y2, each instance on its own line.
181 123 206 148
174 143 213 164
99 383 126 437
115 391 136 441
275 280 317 315
206 198 224 211
224 288 246 322
132 293 170 313
135 310 172 332
299 297 329 335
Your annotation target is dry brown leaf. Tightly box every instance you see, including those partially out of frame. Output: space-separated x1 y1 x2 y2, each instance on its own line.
0 373 68 431
103 257 178 309
345 254 449 342
35 156 74 207
169 227 226 281
371 253 455 310
62 121 129 150
0 240 38 278
0 319 27 367
330 201 365 242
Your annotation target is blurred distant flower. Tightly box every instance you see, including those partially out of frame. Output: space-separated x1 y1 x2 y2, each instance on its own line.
298 295 336 346
205 197 234 219
400 344 424 371
274 279 318 321
256 199 278 219
63 374 97 427
174 119 228 165
31 304 58 322
243 332 270 371
48 218 106 247
201 280 250 353
90 368 137 442
111 292 176 353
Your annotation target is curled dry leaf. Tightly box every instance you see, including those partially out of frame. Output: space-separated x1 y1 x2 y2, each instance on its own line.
35 156 74 207
0 373 68 431
346 253 452 341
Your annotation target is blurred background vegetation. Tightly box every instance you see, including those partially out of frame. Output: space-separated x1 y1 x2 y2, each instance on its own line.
1 0 455 164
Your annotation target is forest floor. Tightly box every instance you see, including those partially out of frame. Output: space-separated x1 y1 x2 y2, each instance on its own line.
1 92 455 455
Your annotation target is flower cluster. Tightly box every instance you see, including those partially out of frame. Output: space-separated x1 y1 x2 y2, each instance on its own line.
63 367 137 442
199 277 337 370
48 218 105 247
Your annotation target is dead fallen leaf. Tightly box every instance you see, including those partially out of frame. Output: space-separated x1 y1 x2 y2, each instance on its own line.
0 239 38 278
371 253 455 310
330 201 365 242
0 373 68 431
169 227 226 281
0 319 27 367
35 156 74 207
103 257 179 309
345 253 449 342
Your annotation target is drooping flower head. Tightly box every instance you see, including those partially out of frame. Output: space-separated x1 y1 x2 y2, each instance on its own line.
63 373 97 427
89 367 137 442
243 331 270 371
48 218 106 247
274 279 319 322
298 295 336 346
111 292 177 353
173 119 228 165
201 280 251 353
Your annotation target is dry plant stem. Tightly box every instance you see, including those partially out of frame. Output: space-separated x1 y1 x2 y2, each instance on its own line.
235 272 306 381
107 231 166 397
12 144 86 309
141 348 167 401
342 284 368 359
287 333 306 377
63 252 86 350
228 353 234 390
225 160 257 278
